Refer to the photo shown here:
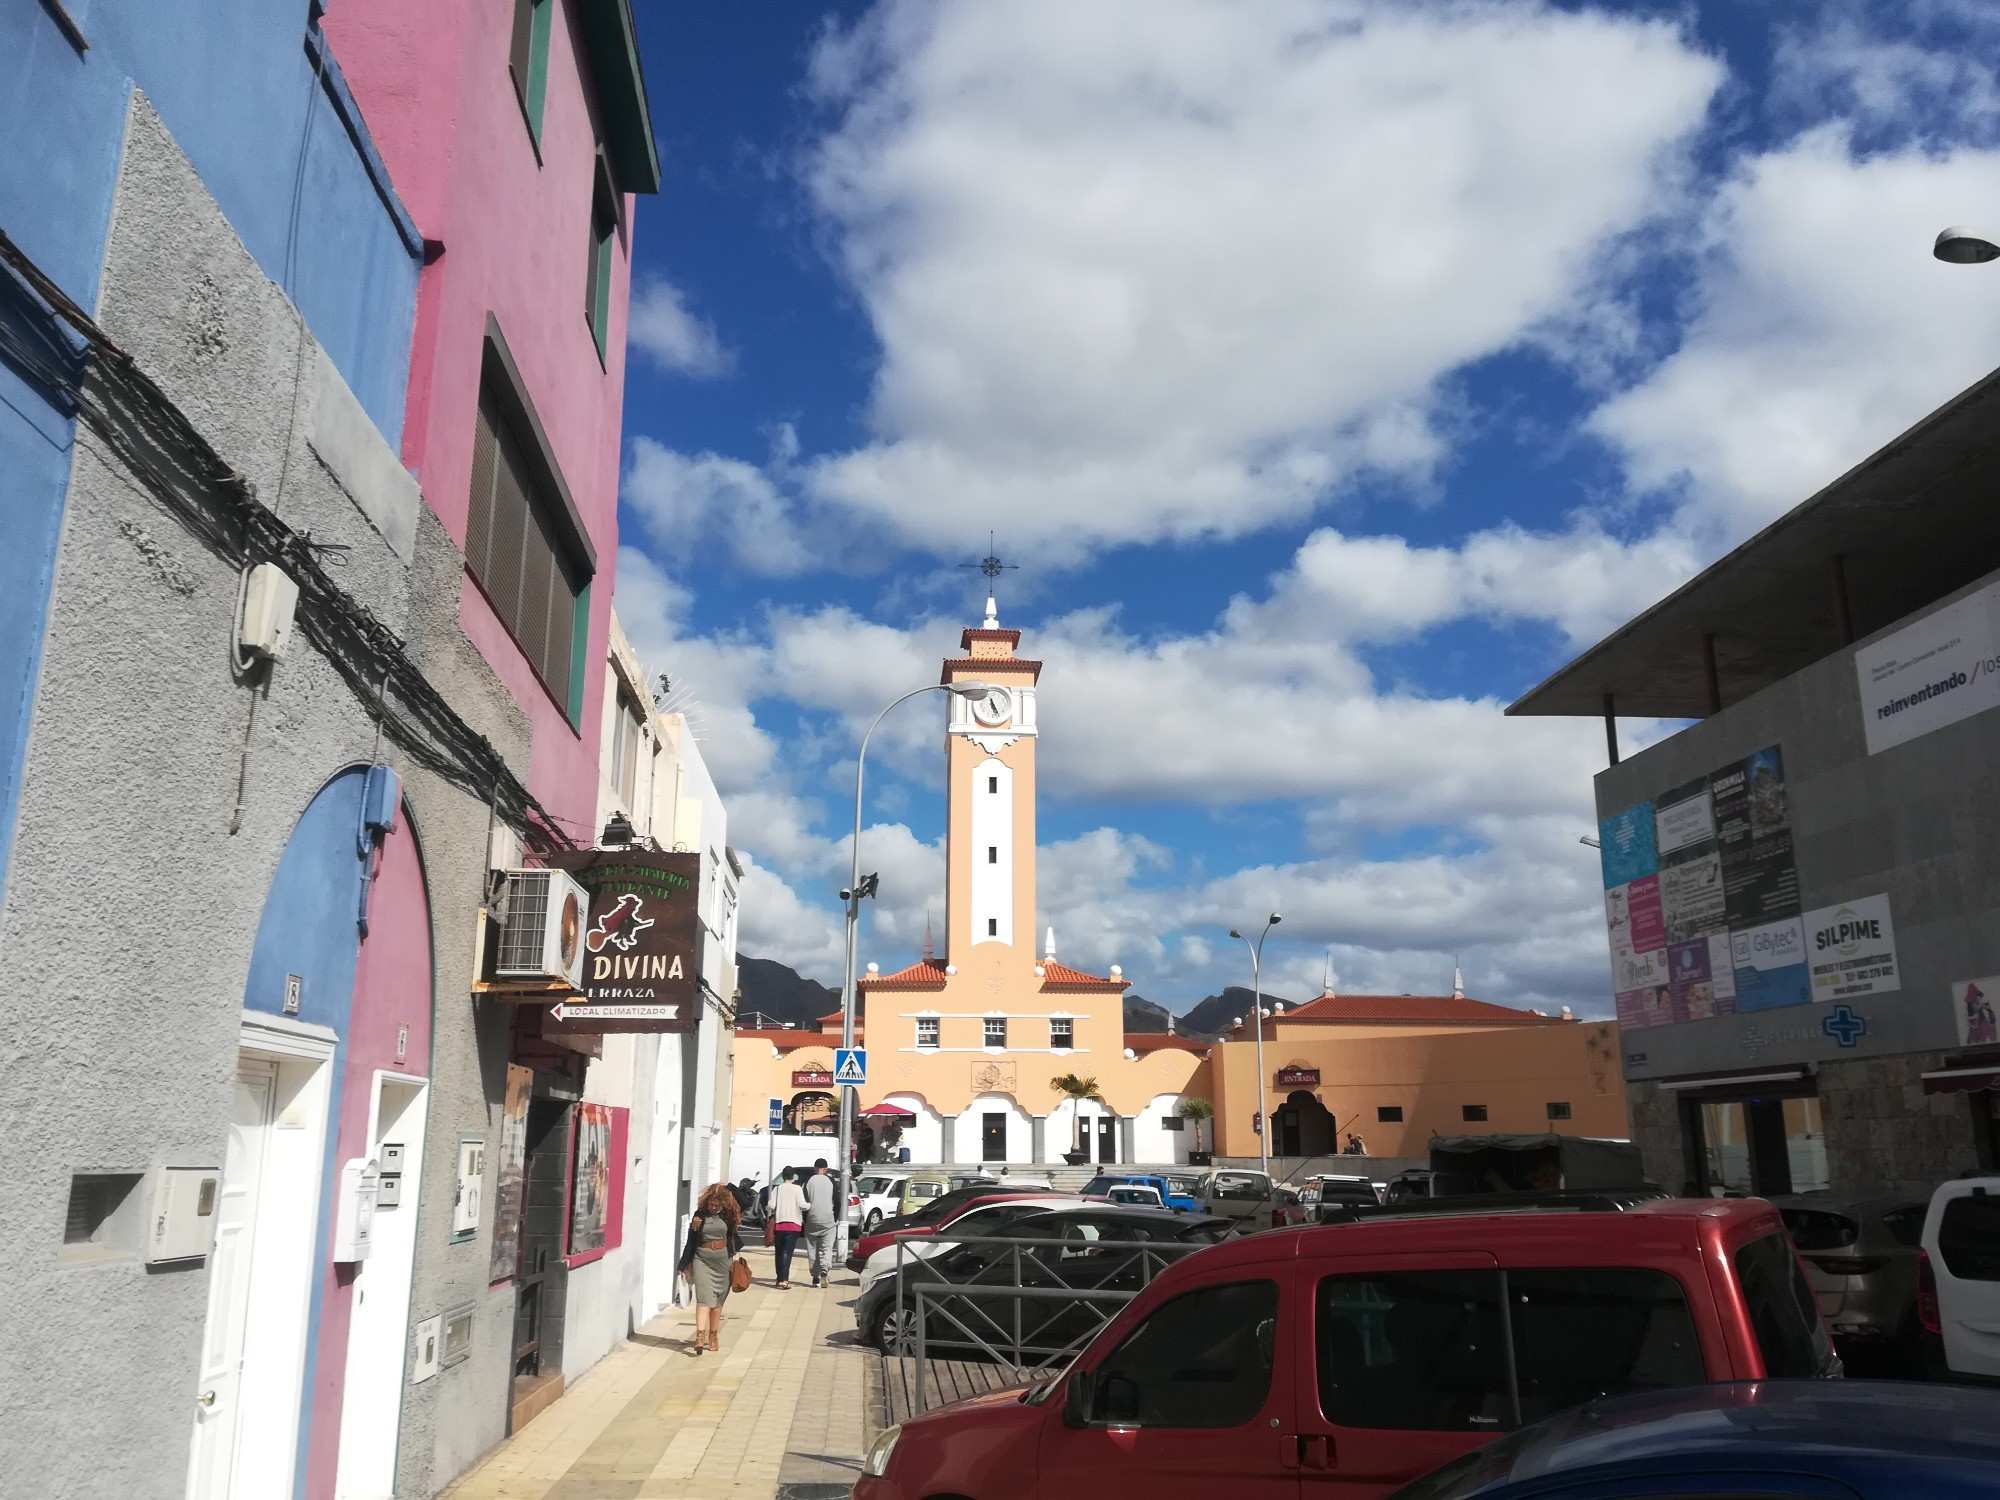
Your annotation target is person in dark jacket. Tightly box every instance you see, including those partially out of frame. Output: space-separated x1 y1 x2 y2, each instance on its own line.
677 1182 742 1355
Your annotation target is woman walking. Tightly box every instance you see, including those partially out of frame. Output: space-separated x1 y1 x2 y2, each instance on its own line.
676 1182 742 1355
769 1166 807 1290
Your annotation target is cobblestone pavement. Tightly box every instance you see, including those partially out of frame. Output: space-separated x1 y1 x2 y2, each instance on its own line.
442 1247 873 1500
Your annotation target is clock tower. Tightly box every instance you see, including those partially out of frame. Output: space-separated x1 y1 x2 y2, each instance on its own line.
942 593 1040 964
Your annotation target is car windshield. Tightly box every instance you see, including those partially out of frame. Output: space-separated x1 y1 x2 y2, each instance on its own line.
1166 1176 1199 1195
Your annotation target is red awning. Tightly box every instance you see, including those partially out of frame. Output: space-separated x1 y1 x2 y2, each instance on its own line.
1924 1066 2000 1095
859 1103 916 1118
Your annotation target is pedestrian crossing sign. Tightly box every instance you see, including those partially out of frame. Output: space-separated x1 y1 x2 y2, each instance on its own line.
834 1047 866 1086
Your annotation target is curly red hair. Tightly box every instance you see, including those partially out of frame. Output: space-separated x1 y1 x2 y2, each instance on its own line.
696 1181 741 1227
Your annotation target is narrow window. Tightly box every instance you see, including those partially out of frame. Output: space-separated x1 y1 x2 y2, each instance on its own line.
509 0 553 145
1376 1106 1403 1123
987 918 998 936
1545 1101 1572 1121
612 687 644 809
988 776 998 793
916 1017 939 1050
466 371 589 720
1461 1104 1488 1123
987 846 998 864
585 157 618 360
984 1016 1007 1048
1050 1017 1073 1051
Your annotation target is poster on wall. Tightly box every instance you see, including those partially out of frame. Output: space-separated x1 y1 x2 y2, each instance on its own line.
486 1063 531 1280
1598 803 1659 889
1655 776 1725 943
1855 580 2000 756
1615 986 1673 1030
1730 916 1810 1011
1953 977 2000 1047
1714 747 1800 929
1606 880 1669 992
1803 894 1901 1001
569 1104 614 1257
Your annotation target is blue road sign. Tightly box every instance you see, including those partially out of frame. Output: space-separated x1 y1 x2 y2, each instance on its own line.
768 1097 783 1130
834 1047 866 1086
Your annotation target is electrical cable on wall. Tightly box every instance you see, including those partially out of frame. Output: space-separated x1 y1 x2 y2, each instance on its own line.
0 224 571 855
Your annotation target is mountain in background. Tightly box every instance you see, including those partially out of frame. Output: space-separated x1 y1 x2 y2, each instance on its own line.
1179 984 1301 1038
735 955 840 1029
1124 993 1223 1041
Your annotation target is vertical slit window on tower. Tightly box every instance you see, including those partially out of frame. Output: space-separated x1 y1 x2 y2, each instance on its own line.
988 776 998 793
984 1017 1007 1048
987 846 997 864
987 918 998 936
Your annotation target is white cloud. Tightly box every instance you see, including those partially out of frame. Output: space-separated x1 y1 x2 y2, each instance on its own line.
623 438 817 577
627 277 733 378
795 0 1721 559
1591 131 2000 539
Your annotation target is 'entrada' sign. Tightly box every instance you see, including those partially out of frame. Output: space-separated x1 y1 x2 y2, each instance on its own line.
547 849 701 1032
1274 1065 1321 1087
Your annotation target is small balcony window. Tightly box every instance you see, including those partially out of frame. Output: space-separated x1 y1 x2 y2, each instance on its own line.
983 1017 1007 1048
916 1017 939 1050
1050 1018 1073 1050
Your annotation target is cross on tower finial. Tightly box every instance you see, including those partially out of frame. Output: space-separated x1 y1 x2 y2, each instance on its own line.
960 531 1017 625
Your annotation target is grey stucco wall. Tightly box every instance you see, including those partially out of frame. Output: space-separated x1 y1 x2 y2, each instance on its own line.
1599 565 2000 1191
0 95 537 1498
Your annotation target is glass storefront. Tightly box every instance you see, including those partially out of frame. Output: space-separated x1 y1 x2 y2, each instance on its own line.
1690 1091 1825 1196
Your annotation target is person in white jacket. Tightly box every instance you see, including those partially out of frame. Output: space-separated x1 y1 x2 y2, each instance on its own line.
769 1168 808 1289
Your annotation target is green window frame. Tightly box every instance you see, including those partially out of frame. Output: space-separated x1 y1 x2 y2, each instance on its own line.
510 0 553 147
586 158 618 361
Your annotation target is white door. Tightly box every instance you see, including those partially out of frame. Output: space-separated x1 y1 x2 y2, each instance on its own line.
187 1062 276 1500
1924 1178 2000 1377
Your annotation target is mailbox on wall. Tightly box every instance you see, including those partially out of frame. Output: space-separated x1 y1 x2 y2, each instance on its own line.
332 1157 381 1262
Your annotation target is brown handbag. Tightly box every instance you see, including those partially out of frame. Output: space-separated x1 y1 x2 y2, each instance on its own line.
763 1216 776 1247
729 1256 753 1293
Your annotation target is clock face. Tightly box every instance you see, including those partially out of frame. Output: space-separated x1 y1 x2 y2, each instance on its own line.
972 686 1012 726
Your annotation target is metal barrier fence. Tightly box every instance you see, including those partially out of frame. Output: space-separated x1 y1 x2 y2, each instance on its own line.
890 1233 1208 1411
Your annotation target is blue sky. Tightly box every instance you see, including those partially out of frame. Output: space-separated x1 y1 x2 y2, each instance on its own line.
614 0 2000 1014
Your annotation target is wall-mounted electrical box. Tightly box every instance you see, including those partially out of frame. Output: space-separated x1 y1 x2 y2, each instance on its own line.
240 562 300 662
376 1141 405 1208
145 1167 221 1265
331 1157 380 1262
361 764 400 837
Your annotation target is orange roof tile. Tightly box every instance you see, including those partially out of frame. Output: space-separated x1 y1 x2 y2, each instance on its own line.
1125 1033 1210 1053
1039 961 1129 990
860 959 950 990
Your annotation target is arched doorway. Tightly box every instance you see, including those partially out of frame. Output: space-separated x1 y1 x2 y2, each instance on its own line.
1272 1090 1335 1158
786 1091 837 1137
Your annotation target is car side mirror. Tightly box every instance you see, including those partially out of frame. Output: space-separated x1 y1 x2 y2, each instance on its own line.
1062 1369 1095 1428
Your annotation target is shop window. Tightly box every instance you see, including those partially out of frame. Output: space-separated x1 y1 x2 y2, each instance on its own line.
1461 1104 1487 1123
1783 1097 1829 1194
984 1016 1008 1048
1377 1106 1403 1123
1699 1100 1753 1194
1088 1281 1280 1428
1733 1232 1831 1377
1050 1017 1074 1050
566 1104 626 1265
916 1016 940 1050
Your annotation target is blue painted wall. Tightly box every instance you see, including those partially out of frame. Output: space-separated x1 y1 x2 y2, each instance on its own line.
242 768 367 1500
0 1 420 895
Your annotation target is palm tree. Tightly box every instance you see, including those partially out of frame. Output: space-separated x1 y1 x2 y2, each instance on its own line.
1050 1073 1102 1156
1178 1097 1215 1159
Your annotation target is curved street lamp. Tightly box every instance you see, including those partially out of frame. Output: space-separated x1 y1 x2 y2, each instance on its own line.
1935 226 2000 264
1228 913 1283 1182
832 679 992 1260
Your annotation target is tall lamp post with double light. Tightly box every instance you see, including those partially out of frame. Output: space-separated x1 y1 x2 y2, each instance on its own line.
1228 913 1283 1182
832 679 993 1262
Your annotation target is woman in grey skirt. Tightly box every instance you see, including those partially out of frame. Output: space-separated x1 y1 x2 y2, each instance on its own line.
676 1181 742 1355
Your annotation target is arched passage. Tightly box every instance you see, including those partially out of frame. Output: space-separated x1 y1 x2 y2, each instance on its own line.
1272 1089 1335 1159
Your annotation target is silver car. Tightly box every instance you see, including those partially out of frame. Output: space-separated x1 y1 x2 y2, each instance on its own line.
1774 1192 1927 1361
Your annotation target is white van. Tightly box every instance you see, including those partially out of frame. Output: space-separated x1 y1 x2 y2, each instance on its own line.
1920 1174 2000 1380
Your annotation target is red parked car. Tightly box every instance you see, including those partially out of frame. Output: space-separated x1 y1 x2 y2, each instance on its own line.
855 1198 1833 1500
845 1191 1073 1274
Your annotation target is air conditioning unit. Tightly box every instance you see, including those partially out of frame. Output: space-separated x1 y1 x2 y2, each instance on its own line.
494 868 588 987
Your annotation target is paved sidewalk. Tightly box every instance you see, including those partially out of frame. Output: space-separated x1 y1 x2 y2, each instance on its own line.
442 1247 874 1500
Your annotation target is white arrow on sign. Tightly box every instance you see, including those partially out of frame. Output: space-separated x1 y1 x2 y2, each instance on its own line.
550 1002 681 1022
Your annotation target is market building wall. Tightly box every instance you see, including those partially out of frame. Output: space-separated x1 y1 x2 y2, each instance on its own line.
1597 565 2000 1196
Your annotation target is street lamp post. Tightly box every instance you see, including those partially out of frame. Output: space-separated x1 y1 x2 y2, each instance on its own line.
1228 914 1283 1182
833 679 992 1264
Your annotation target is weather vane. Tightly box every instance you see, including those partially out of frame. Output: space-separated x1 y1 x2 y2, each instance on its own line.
960 532 1017 618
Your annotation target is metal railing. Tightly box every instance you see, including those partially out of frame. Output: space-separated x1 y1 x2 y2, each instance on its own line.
888 1233 1208 1410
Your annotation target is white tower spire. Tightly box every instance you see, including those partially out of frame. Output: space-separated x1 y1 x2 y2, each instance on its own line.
984 591 999 627
1322 947 1337 998
1452 960 1464 999
1044 925 1057 960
